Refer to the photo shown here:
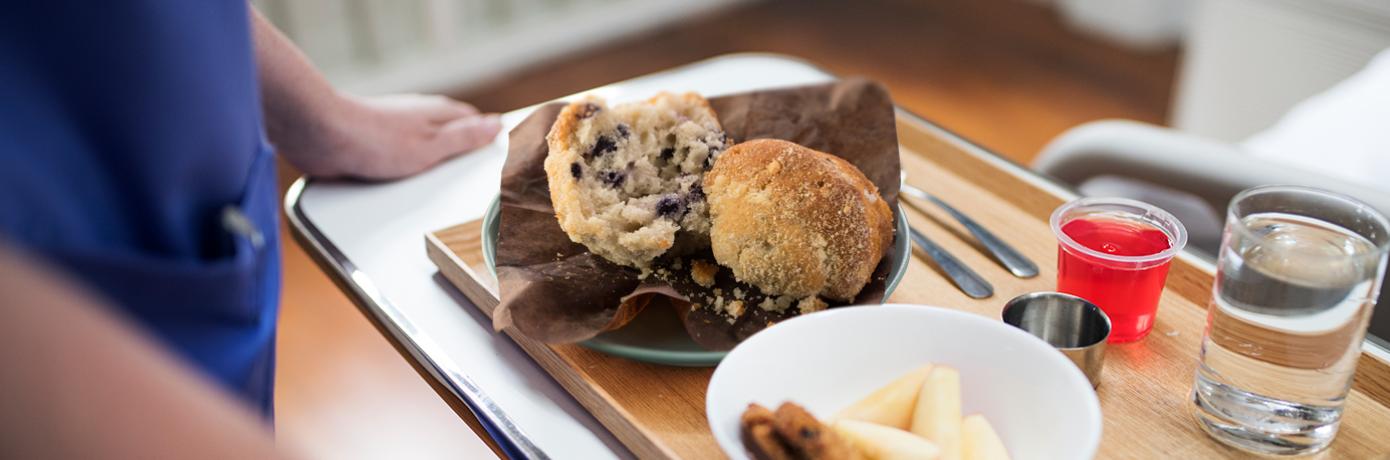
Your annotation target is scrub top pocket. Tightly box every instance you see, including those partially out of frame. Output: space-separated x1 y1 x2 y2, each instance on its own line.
48 143 279 326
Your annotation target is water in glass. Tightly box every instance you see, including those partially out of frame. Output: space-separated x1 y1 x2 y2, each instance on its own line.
1194 211 1383 455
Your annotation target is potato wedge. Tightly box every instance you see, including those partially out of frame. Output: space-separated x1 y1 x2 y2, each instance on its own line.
911 367 961 460
961 415 1010 460
835 366 933 429
833 419 941 460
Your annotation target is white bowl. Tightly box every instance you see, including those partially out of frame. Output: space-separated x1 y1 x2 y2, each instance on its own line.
706 304 1102 460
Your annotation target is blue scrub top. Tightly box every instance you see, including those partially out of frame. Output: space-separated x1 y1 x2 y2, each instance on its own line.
0 2 281 417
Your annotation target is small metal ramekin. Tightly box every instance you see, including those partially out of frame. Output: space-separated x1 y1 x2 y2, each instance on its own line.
1002 292 1111 388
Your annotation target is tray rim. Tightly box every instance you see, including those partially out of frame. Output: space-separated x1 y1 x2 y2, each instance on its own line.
284 179 541 459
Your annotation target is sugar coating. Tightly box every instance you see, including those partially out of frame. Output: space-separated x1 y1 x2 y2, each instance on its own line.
544 93 728 269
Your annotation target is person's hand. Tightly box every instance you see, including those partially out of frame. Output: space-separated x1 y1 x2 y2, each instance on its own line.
274 92 502 180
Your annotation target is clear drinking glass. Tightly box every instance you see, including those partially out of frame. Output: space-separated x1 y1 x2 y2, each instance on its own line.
1193 185 1389 455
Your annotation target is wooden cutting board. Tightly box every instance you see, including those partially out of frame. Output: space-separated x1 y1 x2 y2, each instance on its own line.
425 115 1390 459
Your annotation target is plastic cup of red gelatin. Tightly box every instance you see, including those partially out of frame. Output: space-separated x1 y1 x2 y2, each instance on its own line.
1050 197 1187 342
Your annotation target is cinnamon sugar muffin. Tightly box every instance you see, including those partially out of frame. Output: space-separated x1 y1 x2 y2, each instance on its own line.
704 139 894 302
544 93 729 269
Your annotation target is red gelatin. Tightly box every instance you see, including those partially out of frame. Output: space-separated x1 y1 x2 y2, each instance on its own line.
1057 216 1173 342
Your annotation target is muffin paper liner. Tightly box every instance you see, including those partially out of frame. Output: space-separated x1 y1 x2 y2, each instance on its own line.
494 78 901 349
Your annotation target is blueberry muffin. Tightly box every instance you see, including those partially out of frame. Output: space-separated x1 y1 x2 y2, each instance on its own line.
544 93 729 269
704 139 894 302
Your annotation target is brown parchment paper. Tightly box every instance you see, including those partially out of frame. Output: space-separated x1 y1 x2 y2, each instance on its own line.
494 78 900 348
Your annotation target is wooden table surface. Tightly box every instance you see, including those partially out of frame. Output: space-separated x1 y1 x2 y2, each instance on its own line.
427 113 1390 458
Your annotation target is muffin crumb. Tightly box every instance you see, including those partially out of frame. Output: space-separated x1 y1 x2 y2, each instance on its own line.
797 296 828 314
691 260 718 287
725 300 746 318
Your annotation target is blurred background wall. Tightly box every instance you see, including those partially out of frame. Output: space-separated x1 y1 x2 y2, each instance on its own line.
1172 0 1390 141
254 0 749 95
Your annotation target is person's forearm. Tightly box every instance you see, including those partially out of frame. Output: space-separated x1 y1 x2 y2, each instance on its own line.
0 244 295 459
251 7 357 176
251 6 500 180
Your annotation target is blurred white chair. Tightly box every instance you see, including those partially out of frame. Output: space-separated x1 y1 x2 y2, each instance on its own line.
1036 46 1390 254
1035 120 1390 255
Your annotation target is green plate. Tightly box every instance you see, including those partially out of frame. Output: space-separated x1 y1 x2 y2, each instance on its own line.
481 196 911 367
